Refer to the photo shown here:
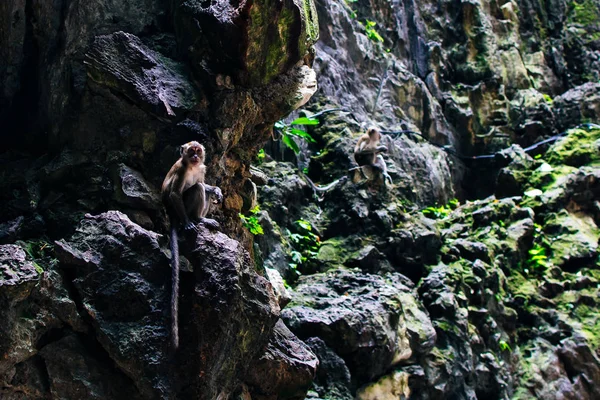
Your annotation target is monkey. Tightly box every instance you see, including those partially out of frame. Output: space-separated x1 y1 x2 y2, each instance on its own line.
161 141 223 350
353 126 393 185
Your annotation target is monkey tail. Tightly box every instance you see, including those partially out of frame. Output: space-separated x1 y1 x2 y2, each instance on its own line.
169 226 180 351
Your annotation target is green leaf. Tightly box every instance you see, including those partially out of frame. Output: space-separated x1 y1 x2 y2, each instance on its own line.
296 219 312 231
291 117 319 126
282 134 300 153
288 128 316 143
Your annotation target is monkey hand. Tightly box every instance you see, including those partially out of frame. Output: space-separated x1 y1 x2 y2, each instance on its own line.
201 218 220 230
213 187 223 204
183 221 199 232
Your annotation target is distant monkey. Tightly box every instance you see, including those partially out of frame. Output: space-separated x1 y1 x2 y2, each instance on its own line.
161 141 222 350
353 126 392 185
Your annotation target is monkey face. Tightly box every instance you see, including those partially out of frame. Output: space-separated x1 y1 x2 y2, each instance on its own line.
181 141 205 165
367 127 380 139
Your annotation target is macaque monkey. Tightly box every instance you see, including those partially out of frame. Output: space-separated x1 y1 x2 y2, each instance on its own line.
161 141 223 350
353 126 392 185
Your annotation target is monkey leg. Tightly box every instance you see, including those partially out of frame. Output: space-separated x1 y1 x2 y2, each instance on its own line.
183 183 221 230
373 155 392 185
183 184 205 227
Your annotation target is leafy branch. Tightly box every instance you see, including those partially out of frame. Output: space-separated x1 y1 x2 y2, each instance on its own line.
239 205 264 235
274 117 319 154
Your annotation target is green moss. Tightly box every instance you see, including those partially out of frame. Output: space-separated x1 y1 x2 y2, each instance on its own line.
506 272 539 304
546 128 600 167
568 0 600 26
556 292 600 351
317 238 346 264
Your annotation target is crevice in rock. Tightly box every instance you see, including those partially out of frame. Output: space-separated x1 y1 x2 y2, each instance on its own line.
2 0 42 152
35 327 70 350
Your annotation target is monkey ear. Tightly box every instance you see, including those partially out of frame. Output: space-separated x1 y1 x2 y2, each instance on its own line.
179 145 185 156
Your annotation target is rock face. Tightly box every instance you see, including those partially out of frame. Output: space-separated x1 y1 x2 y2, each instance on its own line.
1 0 600 397
0 210 316 399
282 269 436 387
0 0 319 394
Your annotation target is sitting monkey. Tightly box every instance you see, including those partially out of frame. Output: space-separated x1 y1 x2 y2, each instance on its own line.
161 141 222 351
353 126 392 185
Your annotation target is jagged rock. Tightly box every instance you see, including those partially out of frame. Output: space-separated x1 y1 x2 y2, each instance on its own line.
0 245 86 395
0 244 39 305
265 268 292 308
553 83 600 132
40 335 142 400
54 211 171 399
347 245 393 274
0 217 24 245
282 269 436 385
1 0 168 143
176 223 280 399
304 337 353 400
516 338 600 400
544 210 599 271
54 211 282 399
113 164 162 211
355 370 411 400
85 32 199 120
245 320 318 399
174 0 318 86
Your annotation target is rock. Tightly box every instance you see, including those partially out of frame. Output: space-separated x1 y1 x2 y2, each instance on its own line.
0 245 85 394
282 269 435 385
544 210 599 271
54 211 171 399
553 83 600 132
245 320 318 399
516 338 600 400
249 166 269 186
174 0 318 86
178 223 280 399
348 245 393 274
54 211 282 400
452 239 491 263
356 370 411 400
304 337 353 400
266 267 292 308
39 335 142 400
0 244 40 304
0 216 24 244
85 32 199 120
113 164 162 211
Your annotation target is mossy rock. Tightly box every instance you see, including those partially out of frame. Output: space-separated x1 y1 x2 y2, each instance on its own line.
546 128 600 167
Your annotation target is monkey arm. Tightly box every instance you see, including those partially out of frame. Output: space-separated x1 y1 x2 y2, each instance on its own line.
204 184 223 203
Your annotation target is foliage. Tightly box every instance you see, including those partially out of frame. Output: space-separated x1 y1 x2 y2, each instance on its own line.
256 149 266 163
287 219 321 273
239 205 264 235
569 0 600 26
16 239 58 273
499 340 512 352
422 198 460 219
363 20 384 43
274 116 319 154
524 224 551 275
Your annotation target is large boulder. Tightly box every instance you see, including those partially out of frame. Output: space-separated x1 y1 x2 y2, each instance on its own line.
55 211 282 399
282 269 436 385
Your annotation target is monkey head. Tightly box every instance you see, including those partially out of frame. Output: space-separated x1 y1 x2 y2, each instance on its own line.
367 126 381 140
181 141 205 165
